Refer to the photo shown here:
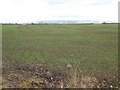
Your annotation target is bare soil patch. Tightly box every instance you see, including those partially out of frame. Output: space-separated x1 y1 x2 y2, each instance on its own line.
2 61 118 88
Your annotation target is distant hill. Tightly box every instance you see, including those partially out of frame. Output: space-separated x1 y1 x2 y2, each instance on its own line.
33 20 116 24
1 20 117 25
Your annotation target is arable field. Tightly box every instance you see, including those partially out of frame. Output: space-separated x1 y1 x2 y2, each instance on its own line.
2 24 118 88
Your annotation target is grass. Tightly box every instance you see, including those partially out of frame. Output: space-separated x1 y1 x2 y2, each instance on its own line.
2 24 118 88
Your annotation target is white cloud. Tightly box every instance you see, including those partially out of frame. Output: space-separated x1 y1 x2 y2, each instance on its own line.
0 0 118 23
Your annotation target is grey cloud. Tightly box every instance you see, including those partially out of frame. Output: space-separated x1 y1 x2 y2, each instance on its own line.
42 0 118 7
90 0 118 6
43 0 84 6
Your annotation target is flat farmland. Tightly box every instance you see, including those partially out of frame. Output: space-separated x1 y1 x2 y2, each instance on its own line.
2 24 118 88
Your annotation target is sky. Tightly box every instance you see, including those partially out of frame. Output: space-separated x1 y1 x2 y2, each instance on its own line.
0 0 119 23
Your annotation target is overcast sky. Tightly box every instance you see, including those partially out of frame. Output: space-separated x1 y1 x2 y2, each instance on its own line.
0 0 119 23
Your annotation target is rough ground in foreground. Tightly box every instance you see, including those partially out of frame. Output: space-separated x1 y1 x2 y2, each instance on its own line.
2 61 118 88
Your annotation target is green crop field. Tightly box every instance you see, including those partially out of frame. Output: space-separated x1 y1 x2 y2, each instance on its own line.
2 24 118 88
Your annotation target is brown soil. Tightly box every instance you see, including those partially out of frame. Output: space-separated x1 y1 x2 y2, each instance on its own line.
2 61 118 88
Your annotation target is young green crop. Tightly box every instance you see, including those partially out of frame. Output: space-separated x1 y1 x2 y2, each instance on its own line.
3 24 118 76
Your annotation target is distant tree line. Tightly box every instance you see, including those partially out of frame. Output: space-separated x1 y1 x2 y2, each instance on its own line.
1 22 118 25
